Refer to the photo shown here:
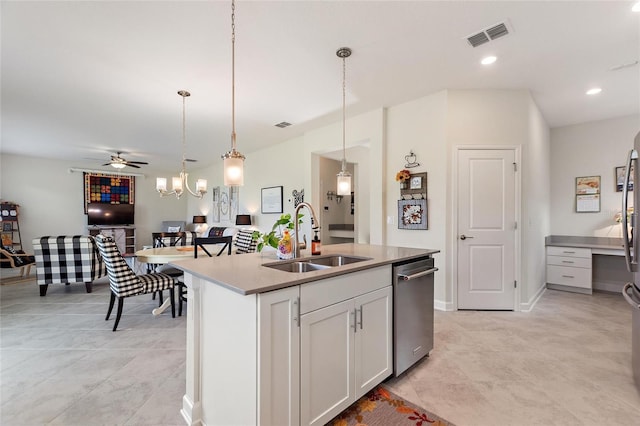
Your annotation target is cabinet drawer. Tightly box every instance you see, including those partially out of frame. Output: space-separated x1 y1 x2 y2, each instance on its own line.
547 246 591 258
546 255 591 269
300 265 391 314
546 265 591 289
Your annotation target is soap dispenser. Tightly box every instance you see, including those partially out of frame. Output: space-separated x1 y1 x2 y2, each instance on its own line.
311 230 321 255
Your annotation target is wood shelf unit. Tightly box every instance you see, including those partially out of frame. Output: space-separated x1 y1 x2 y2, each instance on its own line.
1 202 22 251
88 226 136 255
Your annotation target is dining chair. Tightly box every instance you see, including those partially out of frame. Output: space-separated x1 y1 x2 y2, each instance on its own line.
150 231 195 304
95 234 175 331
173 235 234 316
234 229 258 254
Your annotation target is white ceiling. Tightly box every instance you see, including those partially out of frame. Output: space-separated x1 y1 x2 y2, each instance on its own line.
2 1 639 171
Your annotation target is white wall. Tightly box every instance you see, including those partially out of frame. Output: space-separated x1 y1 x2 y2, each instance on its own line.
0 154 186 252
550 115 640 236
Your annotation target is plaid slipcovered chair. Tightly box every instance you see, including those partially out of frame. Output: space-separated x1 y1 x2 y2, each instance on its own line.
95 234 175 331
234 229 258 254
33 235 106 296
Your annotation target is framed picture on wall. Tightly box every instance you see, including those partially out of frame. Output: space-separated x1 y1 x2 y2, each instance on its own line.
212 187 220 223
575 176 600 195
615 165 634 192
261 186 283 214
398 199 428 230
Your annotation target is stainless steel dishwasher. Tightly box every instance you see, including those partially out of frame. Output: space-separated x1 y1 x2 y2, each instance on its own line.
393 257 437 376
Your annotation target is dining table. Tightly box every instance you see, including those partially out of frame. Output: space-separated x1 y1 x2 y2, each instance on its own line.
135 246 196 315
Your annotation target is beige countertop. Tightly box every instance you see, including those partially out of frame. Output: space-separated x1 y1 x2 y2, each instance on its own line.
545 235 625 250
170 243 439 295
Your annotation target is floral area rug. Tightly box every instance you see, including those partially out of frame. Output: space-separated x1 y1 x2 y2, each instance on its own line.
329 386 454 426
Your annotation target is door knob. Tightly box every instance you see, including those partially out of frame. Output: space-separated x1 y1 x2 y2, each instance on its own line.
460 234 474 240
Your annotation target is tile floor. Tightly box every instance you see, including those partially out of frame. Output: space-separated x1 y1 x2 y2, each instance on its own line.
2 278 639 425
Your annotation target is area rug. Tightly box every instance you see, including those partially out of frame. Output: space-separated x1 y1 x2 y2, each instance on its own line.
329 386 454 426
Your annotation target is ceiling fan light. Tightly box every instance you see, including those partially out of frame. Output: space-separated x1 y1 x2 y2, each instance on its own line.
111 162 126 169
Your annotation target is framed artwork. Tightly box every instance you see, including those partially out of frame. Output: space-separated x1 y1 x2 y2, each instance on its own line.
220 191 230 221
398 199 428 230
400 172 427 200
2 222 13 232
261 186 283 214
230 186 239 222
212 187 220 223
83 172 135 213
616 165 634 192
575 176 600 195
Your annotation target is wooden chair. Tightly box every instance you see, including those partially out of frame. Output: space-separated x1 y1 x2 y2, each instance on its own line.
150 231 195 304
0 247 35 282
95 234 175 331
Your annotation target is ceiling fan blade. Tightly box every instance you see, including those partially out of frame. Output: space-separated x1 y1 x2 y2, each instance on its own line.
127 161 149 165
185 159 198 162
102 162 112 166
126 164 141 169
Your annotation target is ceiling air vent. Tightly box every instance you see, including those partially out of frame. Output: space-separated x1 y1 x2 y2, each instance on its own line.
466 21 510 47
275 121 292 128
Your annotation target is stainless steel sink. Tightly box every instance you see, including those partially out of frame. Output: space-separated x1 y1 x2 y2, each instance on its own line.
305 254 371 267
264 261 331 273
262 254 371 273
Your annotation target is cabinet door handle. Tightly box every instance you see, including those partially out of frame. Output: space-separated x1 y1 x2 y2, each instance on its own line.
561 261 574 264
351 310 357 333
562 275 575 278
293 297 300 327
356 306 363 330
562 251 575 254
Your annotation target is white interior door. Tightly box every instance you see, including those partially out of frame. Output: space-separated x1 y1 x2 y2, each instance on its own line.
457 149 516 310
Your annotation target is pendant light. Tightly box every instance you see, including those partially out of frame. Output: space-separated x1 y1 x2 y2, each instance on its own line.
336 47 352 196
156 90 207 199
222 0 245 186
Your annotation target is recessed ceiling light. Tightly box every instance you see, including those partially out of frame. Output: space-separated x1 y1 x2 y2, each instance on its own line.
481 56 497 65
632 2 640 12
586 87 602 95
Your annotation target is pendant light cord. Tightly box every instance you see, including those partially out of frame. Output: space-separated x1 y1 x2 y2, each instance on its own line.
231 0 236 151
182 93 186 172
342 54 346 171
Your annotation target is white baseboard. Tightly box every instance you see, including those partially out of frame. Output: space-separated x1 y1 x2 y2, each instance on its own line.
519 283 546 312
434 299 454 311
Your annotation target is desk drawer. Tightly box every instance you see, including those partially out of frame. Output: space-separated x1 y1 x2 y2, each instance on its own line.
546 255 592 269
547 246 591 258
546 265 591 289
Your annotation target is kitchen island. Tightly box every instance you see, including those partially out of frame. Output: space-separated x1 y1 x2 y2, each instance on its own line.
171 243 438 426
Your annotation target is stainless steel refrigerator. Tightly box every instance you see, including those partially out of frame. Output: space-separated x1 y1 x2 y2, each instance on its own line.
621 131 640 389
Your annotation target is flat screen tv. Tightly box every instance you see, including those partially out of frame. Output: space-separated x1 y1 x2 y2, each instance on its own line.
87 203 135 226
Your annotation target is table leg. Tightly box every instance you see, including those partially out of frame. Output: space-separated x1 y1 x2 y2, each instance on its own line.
153 298 171 316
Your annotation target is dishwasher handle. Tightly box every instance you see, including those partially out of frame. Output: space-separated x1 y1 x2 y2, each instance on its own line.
397 267 438 281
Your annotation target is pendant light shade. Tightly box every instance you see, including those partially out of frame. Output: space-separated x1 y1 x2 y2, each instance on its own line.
222 0 245 186
336 47 352 196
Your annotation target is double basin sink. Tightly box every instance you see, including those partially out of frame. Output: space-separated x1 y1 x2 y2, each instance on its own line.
263 254 371 273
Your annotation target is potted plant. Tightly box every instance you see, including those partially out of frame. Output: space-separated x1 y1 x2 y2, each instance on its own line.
252 213 304 252
396 169 411 189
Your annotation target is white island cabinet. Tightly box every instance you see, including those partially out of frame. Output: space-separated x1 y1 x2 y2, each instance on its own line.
173 243 438 426
180 264 391 426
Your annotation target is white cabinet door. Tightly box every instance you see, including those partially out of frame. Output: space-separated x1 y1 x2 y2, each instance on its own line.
354 286 392 398
300 299 354 426
258 286 300 426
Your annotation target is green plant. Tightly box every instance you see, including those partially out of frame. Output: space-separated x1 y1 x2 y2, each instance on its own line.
251 213 304 252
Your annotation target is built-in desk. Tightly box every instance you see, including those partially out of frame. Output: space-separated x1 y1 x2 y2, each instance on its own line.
545 235 631 294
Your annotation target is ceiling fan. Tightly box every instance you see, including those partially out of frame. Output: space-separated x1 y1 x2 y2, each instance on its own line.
102 152 149 169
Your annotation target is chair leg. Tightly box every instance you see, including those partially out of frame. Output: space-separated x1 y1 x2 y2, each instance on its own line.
170 287 175 318
158 290 164 306
39 284 49 297
113 297 124 332
177 285 183 317
106 292 116 320
85 282 93 293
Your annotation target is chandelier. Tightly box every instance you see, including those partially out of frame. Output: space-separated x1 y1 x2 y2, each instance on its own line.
221 0 245 186
156 90 207 199
336 47 352 196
